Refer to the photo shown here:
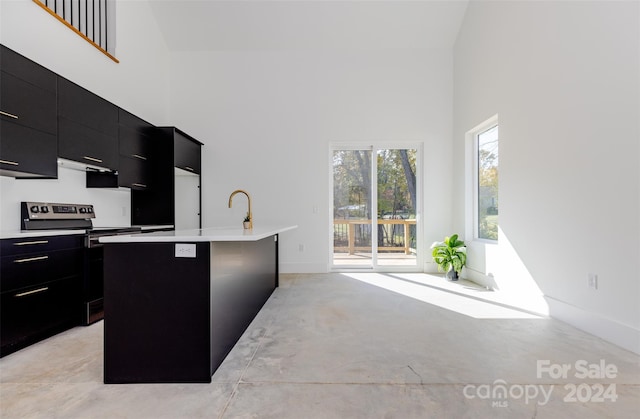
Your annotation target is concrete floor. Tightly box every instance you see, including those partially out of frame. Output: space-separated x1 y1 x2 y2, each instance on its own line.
1 273 639 418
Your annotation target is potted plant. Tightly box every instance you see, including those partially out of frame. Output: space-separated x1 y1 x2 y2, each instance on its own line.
243 212 252 229
431 234 466 281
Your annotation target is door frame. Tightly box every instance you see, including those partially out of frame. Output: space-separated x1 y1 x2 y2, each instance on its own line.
329 142 423 272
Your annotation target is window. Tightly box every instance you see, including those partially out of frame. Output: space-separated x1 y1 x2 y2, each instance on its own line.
476 125 499 240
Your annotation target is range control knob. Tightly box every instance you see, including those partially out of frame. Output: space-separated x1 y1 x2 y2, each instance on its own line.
87 207 94 213
30 205 39 213
40 206 49 213
79 207 87 214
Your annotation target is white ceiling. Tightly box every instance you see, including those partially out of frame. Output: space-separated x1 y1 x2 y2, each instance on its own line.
149 0 470 51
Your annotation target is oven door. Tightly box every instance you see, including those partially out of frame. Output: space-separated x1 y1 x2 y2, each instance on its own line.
84 243 105 325
83 240 104 325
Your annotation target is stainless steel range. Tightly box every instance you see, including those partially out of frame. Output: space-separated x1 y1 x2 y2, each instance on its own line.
21 201 95 230
21 202 141 324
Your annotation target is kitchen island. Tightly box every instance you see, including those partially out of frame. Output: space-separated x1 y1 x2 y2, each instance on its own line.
99 225 296 383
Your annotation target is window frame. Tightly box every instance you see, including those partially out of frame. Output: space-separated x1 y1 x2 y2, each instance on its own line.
465 115 499 244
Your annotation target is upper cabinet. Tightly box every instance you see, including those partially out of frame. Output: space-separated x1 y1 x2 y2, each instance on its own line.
57 77 119 171
131 127 202 227
0 45 58 178
118 109 155 190
173 129 202 175
0 45 200 201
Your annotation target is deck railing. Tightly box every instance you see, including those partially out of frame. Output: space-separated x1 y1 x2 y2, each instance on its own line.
333 219 416 255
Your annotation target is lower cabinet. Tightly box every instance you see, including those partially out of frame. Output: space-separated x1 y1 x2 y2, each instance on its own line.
0 277 81 357
0 235 84 357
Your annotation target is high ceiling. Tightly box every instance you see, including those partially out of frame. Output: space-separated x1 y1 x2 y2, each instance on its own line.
149 0 470 51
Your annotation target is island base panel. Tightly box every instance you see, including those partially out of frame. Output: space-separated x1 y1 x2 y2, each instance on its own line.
103 236 278 383
104 242 212 383
210 236 278 367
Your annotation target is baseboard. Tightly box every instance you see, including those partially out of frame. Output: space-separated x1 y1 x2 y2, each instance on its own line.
423 264 498 290
546 296 640 355
461 266 499 290
280 262 327 274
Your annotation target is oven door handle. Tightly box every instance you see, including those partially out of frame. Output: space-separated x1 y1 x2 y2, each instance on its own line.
87 236 103 248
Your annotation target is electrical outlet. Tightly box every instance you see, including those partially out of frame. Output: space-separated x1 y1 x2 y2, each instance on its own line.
175 243 196 258
298 244 305 252
588 273 598 290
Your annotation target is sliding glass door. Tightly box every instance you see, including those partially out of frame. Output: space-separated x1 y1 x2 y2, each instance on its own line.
332 149 373 266
331 145 420 270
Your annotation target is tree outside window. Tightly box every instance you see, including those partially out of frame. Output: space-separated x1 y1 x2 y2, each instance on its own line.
478 126 498 240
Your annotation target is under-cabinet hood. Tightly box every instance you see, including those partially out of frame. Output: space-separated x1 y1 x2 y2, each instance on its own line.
57 158 111 173
57 159 120 189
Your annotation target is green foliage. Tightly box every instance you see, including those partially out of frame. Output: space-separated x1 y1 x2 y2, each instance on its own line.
333 149 417 220
479 216 498 240
333 150 372 219
377 149 416 218
431 234 467 275
478 135 499 240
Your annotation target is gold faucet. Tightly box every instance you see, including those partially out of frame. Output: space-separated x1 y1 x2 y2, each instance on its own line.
228 189 252 229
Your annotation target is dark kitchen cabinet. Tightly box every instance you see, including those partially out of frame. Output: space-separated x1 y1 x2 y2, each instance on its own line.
58 77 118 135
117 109 155 190
58 118 119 170
1 71 57 134
173 129 202 174
57 77 119 170
1 122 58 179
117 155 149 190
0 277 80 356
131 127 202 228
0 234 84 357
0 45 58 178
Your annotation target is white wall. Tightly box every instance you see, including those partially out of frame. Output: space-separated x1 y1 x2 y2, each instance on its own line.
0 167 131 230
0 0 170 228
168 49 454 273
453 0 640 353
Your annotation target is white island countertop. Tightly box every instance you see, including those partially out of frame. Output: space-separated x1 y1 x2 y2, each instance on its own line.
99 225 298 243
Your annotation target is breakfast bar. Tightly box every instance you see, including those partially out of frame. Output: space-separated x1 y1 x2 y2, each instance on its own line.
100 225 296 383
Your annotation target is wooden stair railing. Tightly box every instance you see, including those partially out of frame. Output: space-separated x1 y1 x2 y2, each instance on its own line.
32 0 118 63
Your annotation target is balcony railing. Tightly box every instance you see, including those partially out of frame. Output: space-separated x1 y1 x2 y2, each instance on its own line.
333 219 417 255
33 0 118 62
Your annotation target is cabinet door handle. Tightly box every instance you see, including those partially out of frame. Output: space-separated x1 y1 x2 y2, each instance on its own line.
83 156 103 163
184 166 194 172
132 183 147 188
14 240 49 246
0 159 19 166
132 154 147 161
0 110 19 119
14 255 49 263
15 287 49 298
